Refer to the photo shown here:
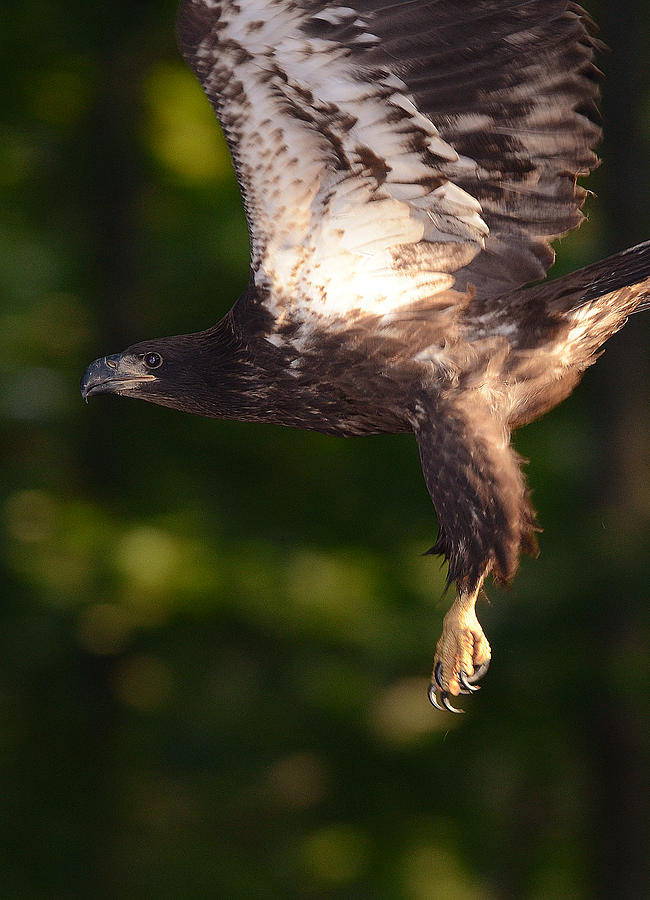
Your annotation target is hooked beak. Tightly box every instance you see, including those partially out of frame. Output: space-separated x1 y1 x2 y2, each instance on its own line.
80 354 156 401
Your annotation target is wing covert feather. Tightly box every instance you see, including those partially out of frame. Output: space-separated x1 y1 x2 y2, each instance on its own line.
177 0 601 319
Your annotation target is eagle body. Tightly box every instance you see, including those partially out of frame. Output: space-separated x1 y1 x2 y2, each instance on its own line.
82 0 650 710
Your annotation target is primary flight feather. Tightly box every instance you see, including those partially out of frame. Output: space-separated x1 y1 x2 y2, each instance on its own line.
81 0 650 711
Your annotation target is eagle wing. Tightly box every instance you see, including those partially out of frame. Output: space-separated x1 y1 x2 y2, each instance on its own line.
176 0 601 321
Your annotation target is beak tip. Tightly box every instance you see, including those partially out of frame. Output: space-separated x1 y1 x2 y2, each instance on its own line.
80 353 121 402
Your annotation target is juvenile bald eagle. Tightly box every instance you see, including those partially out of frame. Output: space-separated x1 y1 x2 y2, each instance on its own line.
81 0 649 711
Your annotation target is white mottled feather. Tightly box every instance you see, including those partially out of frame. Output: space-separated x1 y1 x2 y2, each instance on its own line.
189 0 486 320
178 0 601 332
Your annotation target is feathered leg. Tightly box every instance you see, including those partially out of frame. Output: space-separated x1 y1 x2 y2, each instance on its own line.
413 395 538 710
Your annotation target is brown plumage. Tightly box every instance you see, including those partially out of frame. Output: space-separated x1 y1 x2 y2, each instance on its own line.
81 1 649 711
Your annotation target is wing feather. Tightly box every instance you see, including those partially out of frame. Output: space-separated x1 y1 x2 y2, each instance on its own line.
177 0 601 321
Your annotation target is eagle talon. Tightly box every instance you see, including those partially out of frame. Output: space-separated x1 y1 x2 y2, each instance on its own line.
434 662 472 697
429 681 465 714
459 670 480 692
428 683 445 711
432 585 492 703
466 659 490 684
441 692 463 714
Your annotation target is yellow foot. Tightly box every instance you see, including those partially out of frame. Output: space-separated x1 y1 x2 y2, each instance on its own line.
428 588 491 713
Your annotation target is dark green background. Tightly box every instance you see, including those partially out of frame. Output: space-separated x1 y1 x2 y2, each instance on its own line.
1 1 648 896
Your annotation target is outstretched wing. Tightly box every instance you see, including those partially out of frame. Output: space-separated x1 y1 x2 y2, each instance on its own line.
177 0 601 320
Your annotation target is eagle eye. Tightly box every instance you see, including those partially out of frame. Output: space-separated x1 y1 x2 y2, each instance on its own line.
144 352 163 369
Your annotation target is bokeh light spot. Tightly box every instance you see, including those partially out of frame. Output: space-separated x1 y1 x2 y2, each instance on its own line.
301 824 370 886
369 677 452 745
142 63 231 183
285 549 377 632
402 844 493 900
115 526 181 589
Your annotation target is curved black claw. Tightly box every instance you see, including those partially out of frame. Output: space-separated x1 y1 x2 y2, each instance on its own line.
431 659 489 711
434 660 471 695
441 692 463 714
466 659 491 684
428 682 445 711
459 670 480 693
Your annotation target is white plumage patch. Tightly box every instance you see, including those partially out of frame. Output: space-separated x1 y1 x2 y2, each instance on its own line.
178 0 601 344
189 0 486 322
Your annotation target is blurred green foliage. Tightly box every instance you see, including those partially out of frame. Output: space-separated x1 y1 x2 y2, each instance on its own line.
1 1 648 897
